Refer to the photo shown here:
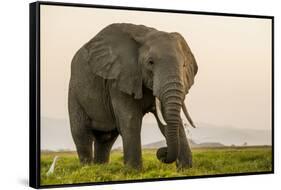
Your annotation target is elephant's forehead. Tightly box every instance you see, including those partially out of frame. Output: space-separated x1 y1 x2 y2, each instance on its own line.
149 33 173 44
149 40 180 57
148 35 178 51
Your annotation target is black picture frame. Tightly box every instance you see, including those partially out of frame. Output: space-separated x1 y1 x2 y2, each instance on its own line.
29 1 274 189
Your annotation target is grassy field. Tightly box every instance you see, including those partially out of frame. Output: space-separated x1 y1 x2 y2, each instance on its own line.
40 146 272 185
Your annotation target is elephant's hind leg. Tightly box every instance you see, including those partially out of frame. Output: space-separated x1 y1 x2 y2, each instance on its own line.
93 129 119 164
69 94 93 164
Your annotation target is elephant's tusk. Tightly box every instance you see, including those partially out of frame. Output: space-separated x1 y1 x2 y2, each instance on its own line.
182 104 196 128
155 98 167 126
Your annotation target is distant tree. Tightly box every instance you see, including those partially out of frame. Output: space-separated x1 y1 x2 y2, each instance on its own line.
243 142 248 146
231 144 236 147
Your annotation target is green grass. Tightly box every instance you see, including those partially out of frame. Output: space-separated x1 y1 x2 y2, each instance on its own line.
40 146 272 185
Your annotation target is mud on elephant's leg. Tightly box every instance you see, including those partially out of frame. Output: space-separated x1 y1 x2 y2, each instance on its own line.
69 95 93 164
93 131 119 164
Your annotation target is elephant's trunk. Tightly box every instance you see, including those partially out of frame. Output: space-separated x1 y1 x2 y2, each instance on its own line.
156 81 184 163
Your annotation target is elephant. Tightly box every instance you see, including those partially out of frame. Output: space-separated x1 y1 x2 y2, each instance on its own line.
68 23 198 170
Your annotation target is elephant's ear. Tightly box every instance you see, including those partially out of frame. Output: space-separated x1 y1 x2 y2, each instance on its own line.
171 32 198 93
85 27 143 99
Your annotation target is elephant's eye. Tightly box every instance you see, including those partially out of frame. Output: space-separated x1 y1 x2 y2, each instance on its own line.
148 60 154 65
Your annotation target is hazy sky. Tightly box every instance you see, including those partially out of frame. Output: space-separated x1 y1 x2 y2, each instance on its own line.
40 5 272 130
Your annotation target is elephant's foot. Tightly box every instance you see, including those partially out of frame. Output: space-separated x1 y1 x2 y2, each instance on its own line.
75 143 94 165
94 146 110 164
124 160 143 171
122 140 143 170
122 137 143 170
76 145 94 165
79 157 93 165
76 141 93 165
93 132 118 164
176 124 193 170
176 156 192 170
93 157 109 164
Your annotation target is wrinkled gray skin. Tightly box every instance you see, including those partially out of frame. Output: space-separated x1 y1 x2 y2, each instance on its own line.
68 23 198 169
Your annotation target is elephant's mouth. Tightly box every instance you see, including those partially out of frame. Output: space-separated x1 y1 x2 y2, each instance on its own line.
155 97 196 128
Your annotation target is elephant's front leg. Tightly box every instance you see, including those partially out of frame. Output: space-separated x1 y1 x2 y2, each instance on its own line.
153 112 192 169
121 123 142 169
176 124 192 169
110 88 143 169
